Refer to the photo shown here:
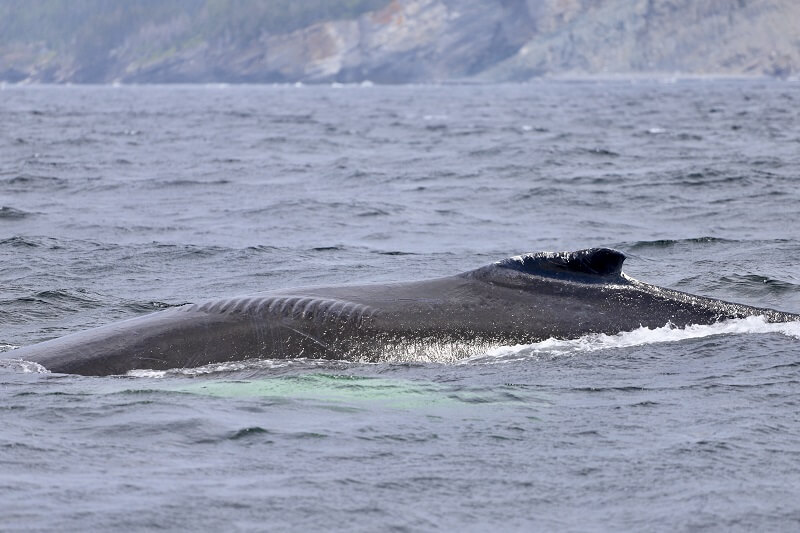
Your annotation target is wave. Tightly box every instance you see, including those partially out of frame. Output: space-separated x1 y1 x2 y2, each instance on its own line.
718 274 799 294
0 206 32 219
143 178 232 188
0 236 43 247
0 174 67 189
17 289 102 309
626 236 738 249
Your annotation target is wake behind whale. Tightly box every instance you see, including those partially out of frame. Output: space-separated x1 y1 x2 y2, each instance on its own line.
3 248 798 376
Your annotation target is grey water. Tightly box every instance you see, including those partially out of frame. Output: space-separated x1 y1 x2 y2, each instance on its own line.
1 81 799 531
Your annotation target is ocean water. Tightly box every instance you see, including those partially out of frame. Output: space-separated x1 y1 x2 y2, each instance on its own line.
1 81 799 531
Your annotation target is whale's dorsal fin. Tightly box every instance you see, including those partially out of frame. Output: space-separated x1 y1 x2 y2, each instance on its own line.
496 248 626 280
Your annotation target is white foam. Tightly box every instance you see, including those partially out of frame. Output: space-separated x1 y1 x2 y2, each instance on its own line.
127 361 264 379
0 358 50 373
126 358 336 378
482 316 800 361
0 346 51 373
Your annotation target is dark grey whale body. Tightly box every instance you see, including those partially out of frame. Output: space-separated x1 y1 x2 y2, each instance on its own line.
5 248 799 376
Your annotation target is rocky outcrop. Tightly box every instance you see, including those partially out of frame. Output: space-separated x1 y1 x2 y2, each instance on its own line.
2 0 799 83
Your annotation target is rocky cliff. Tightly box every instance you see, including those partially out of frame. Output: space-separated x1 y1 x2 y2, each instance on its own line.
1 0 798 83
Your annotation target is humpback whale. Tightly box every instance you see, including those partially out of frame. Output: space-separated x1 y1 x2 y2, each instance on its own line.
4 248 798 376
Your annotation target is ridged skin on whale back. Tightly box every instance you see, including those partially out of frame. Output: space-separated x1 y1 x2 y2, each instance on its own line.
4 248 799 375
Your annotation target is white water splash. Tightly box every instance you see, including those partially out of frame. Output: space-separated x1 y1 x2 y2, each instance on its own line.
0 358 50 373
126 358 340 378
481 316 800 361
0 345 50 373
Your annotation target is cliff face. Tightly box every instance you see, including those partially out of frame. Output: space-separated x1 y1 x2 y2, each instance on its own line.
488 0 800 79
2 0 799 83
104 0 534 83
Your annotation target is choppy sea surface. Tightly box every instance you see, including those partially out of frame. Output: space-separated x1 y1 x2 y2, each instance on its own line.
1 81 799 531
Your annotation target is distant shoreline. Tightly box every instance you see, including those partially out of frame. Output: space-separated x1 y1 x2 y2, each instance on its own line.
1 75 797 88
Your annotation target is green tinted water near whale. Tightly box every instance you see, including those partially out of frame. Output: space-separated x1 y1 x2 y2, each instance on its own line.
174 374 550 412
